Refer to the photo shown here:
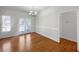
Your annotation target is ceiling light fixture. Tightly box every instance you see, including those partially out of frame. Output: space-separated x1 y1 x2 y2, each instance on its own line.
29 10 38 15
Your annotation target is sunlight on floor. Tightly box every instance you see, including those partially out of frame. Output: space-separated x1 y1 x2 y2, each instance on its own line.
19 34 31 51
2 41 11 52
26 34 31 51
19 36 25 51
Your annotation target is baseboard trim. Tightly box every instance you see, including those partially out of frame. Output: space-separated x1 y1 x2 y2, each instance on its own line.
60 37 77 43
60 36 77 42
35 32 59 43
0 33 31 40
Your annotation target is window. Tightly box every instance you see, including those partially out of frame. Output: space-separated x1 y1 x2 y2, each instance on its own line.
19 18 25 32
1 16 11 32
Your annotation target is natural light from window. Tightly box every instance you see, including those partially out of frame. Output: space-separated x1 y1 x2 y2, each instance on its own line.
1 16 11 32
19 18 25 32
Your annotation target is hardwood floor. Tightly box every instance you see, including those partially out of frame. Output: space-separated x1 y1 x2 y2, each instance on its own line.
31 33 62 52
0 32 77 52
60 38 77 52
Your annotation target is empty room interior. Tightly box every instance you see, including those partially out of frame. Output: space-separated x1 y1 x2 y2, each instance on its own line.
0 6 79 52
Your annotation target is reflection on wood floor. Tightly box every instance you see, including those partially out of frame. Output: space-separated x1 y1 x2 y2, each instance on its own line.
0 32 77 52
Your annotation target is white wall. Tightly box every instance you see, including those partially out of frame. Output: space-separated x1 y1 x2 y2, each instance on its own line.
36 6 78 43
60 10 77 42
30 15 36 32
36 7 60 42
0 8 34 39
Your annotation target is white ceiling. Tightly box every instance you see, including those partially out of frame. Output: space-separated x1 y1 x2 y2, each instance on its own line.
0 6 49 12
23 6 49 11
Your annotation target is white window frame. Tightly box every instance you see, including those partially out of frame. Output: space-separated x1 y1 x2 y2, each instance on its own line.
19 18 25 32
1 16 11 32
